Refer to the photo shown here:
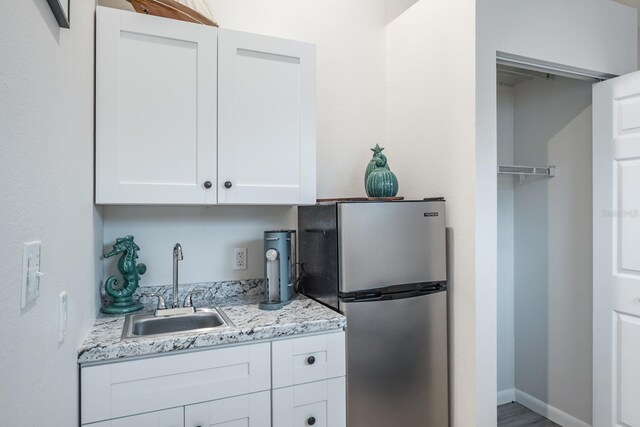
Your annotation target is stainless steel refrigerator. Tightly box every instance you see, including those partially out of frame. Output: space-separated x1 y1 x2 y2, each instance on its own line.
298 199 448 427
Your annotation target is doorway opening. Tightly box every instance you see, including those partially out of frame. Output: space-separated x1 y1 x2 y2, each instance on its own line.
495 61 596 427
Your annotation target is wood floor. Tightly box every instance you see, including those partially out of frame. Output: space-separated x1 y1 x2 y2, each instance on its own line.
497 402 561 427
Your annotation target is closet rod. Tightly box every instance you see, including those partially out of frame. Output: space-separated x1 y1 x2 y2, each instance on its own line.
498 165 556 177
496 52 615 82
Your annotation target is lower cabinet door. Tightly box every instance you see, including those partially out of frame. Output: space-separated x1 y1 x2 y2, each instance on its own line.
272 378 346 427
184 391 271 427
87 407 183 427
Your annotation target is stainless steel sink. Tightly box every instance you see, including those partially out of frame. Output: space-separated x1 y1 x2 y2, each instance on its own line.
122 307 234 339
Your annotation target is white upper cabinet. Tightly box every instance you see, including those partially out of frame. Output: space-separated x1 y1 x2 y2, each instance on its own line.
95 7 316 205
217 29 316 205
96 6 217 205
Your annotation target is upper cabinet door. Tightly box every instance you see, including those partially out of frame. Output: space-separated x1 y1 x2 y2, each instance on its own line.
217 29 316 205
96 7 217 205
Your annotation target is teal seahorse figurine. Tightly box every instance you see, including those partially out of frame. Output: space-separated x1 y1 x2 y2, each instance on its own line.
101 235 146 314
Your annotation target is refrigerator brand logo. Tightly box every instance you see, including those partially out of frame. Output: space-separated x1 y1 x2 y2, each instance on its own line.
424 212 439 217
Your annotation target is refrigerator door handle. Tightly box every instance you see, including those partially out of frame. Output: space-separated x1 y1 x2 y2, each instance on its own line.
341 291 384 303
339 281 447 302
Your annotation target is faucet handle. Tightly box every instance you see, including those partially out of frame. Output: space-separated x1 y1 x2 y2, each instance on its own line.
183 290 204 308
142 292 168 310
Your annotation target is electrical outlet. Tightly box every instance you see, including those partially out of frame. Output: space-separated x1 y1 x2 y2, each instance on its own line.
233 248 247 271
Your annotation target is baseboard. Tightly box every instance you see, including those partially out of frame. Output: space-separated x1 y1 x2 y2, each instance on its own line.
497 388 516 405
515 389 591 427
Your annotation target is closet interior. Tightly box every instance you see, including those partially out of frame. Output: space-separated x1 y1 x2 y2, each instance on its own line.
496 63 595 426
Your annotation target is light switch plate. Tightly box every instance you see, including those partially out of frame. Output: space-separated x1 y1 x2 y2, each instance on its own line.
21 241 43 308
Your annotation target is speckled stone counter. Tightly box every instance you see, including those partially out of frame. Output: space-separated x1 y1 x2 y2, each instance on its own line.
78 284 345 364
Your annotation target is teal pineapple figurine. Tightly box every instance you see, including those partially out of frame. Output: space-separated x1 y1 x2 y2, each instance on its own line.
101 235 146 314
364 144 389 187
366 154 399 197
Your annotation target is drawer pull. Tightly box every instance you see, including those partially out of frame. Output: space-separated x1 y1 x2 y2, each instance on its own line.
306 355 316 365
204 181 212 189
307 416 316 425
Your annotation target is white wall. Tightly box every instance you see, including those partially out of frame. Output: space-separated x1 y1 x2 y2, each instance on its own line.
513 76 593 425
385 1 477 424
104 206 296 285
385 0 419 24
0 1 101 425
616 0 640 66
100 0 390 284
496 85 515 403
494 0 636 77
475 1 636 425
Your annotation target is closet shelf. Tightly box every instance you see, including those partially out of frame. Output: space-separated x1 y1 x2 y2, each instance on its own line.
498 165 556 177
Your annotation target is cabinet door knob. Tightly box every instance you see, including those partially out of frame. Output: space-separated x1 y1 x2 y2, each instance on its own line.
306 355 316 365
307 417 316 425
204 181 212 189
224 181 233 189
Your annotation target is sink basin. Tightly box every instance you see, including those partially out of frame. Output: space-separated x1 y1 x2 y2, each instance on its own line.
122 307 234 339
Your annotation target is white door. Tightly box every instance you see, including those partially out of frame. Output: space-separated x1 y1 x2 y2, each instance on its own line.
96 7 217 205
86 408 183 427
184 391 270 427
272 378 346 427
593 71 640 427
217 29 316 205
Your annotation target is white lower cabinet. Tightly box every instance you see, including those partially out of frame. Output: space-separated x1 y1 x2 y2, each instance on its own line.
81 332 345 427
88 408 183 427
185 391 270 427
272 378 346 427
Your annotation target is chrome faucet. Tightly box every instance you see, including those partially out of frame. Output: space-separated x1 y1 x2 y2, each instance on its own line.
172 243 183 308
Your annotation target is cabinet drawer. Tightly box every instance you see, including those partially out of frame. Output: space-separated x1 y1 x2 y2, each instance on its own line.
83 407 183 427
272 378 346 427
184 391 270 427
81 343 270 424
272 331 345 389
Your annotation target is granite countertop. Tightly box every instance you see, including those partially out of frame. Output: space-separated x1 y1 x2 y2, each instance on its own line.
78 286 346 364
